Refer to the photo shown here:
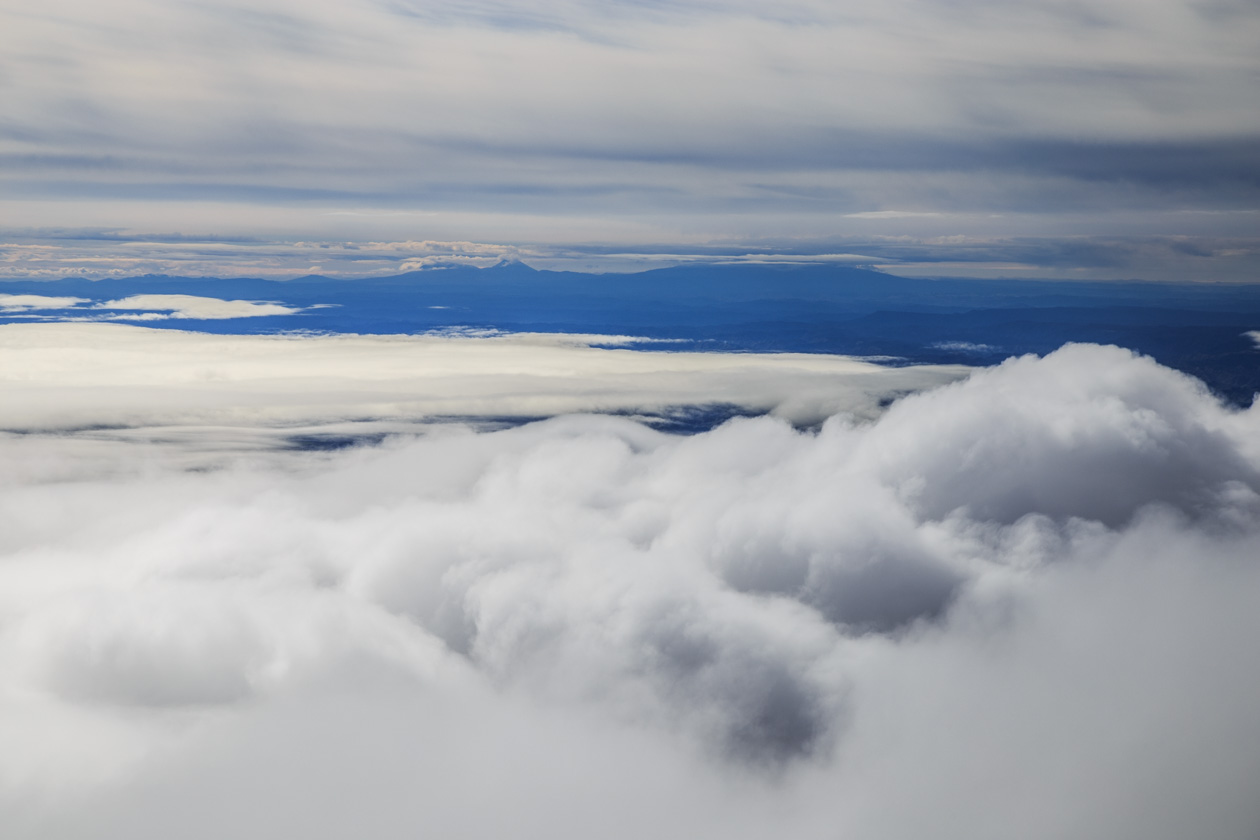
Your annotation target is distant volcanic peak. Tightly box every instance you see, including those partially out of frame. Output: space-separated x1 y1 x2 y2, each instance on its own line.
487 257 536 272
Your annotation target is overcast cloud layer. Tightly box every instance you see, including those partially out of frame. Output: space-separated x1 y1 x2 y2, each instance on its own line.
2 0 1258 277
2 339 1259 838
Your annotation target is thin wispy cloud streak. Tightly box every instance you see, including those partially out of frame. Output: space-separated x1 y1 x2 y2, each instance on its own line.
1 340 1258 839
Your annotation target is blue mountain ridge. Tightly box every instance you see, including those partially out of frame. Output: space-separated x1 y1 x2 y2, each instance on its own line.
4 261 1259 405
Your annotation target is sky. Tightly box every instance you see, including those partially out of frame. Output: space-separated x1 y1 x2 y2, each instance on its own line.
2 0 1259 278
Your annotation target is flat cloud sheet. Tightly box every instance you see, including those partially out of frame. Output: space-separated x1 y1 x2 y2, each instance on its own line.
0 323 969 433
2 327 1259 840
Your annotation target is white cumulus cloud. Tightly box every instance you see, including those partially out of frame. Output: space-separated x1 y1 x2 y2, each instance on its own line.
0 339 1258 838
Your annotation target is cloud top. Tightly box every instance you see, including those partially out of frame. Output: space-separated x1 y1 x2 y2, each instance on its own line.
1 340 1259 838
0 293 303 320
95 295 301 320
0 294 88 311
0 323 969 431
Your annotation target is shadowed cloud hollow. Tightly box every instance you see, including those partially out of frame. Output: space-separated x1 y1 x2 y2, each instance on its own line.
1 338 1259 839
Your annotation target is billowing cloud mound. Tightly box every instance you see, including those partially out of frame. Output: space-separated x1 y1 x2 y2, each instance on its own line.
1 343 1259 839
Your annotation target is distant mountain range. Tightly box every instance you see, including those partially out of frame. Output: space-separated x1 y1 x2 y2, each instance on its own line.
5 261 1259 405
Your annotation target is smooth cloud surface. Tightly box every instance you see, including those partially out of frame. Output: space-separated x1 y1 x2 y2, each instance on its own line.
0 294 302 320
0 323 969 430
95 295 301 320
1 341 1259 839
0 294 89 311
